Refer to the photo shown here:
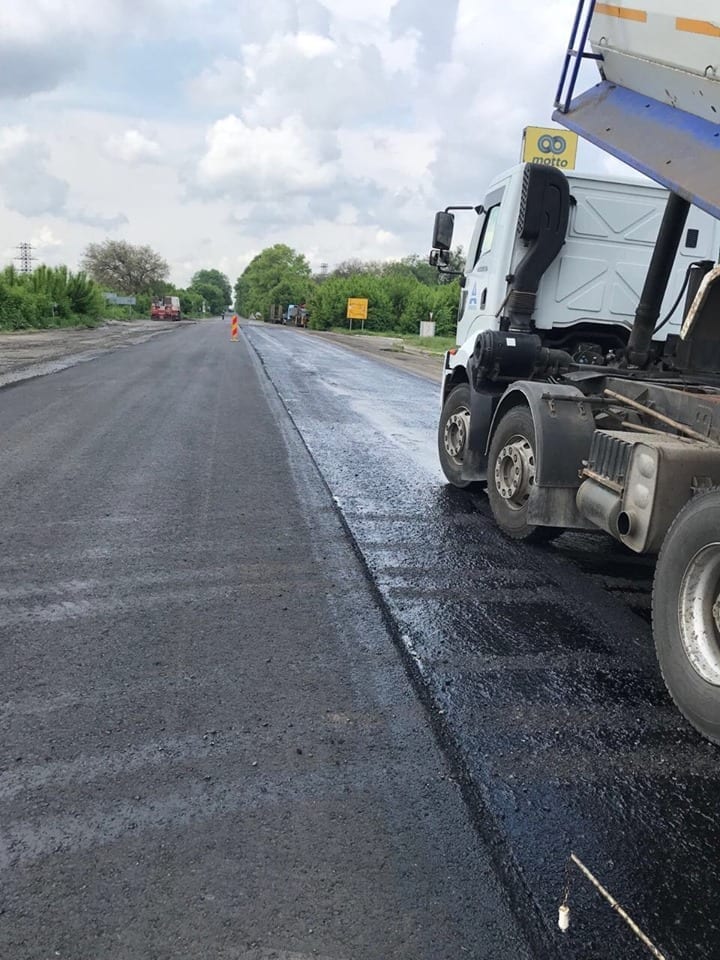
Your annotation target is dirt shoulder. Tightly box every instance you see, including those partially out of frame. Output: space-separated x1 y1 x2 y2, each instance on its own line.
266 324 445 382
0 319 196 388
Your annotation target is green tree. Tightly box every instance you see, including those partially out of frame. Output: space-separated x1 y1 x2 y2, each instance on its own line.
177 288 204 317
81 240 169 295
234 245 313 317
384 255 438 286
400 280 461 336
190 269 232 314
191 282 225 315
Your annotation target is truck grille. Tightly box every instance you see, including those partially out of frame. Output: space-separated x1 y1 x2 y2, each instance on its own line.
587 431 634 487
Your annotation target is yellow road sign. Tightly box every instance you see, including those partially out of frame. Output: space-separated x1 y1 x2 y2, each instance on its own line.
522 126 578 170
347 298 369 321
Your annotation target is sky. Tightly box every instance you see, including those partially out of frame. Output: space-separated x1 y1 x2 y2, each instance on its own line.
0 0 634 287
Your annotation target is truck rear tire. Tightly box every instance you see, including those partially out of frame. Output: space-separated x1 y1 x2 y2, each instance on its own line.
486 404 561 543
653 489 720 743
438 384 475 489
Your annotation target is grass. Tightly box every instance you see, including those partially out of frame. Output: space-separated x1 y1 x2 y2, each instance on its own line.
327 326 456 355
399 333 457 355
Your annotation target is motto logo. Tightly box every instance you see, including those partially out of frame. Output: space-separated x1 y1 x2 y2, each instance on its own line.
538 134 567 155
532 133 570 168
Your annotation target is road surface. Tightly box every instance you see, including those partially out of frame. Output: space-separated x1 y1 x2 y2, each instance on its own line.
0 319 531 960
5 316 720 960
246 322 720 960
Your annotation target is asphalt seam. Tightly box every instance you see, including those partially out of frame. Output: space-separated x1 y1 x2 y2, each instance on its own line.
243 327 555 958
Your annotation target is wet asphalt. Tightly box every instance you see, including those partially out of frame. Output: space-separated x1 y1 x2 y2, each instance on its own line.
247 323 720 960
0 319 533 959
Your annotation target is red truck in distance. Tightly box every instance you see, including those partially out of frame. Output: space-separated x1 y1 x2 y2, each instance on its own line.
150 296 181 321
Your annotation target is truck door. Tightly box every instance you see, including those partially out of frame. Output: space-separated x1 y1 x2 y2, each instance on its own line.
457 185 508 345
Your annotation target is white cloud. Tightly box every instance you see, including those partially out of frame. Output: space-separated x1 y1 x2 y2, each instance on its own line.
376 229 396 246
340 128 439 191
105 130 162 164
191 27 412 129
0 125 32 162
196 114 336 197
294 31 336 57
31 226 62 251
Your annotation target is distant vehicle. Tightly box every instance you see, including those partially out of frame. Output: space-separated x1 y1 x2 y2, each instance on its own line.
150 296 182 321
286 304 309 328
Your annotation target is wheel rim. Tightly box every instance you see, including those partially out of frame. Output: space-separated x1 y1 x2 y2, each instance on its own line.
678 543 720 686
493 433 535 511
443 406 470 466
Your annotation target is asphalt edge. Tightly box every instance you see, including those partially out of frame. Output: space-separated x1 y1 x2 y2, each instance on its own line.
243 326 558 959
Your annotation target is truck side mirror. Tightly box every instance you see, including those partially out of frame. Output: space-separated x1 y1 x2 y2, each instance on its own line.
429 249 450 267
432 211 455 252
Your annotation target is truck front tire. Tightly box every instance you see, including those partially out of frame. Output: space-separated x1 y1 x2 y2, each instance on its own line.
486 404 561 543
653 489 720 743
438 384 476 489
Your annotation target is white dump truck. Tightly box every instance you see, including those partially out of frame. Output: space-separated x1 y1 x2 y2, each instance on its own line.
431 0 720 742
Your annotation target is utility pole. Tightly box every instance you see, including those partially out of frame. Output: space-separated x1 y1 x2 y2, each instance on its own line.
15 242 36 274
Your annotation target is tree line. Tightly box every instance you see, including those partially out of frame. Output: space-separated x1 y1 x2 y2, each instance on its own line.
0 241 234 331
81 241 232 318
1 237 464 336
234 244 465 336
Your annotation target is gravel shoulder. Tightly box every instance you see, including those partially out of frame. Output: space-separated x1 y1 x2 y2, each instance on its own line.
0 318 197 388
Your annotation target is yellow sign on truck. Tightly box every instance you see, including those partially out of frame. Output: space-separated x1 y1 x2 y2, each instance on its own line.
521 126 578 170
346 298 369 321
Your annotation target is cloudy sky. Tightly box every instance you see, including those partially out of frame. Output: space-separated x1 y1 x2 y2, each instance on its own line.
0 0 629 286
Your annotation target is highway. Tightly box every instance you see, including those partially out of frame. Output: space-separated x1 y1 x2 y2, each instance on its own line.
2 317 719 959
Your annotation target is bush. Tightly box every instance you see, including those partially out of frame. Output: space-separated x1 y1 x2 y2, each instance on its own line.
0 264 105 331
399 281 460 337
309 274 393 331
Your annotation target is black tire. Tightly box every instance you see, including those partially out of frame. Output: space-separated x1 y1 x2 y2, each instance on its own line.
653 489 720 743
486 404 561 543
438 384 475 488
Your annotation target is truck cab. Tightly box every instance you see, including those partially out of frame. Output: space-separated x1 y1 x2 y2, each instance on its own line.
445 164 720 390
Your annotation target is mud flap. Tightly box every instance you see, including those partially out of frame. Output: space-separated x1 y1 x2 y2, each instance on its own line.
462 383 502 483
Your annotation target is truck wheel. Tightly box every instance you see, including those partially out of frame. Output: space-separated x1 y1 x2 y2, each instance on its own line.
653 489 720 743
438 384 475 488
487 404 561 542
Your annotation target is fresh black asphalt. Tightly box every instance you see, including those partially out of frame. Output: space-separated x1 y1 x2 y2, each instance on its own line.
0 319 532 960
247 322 720 960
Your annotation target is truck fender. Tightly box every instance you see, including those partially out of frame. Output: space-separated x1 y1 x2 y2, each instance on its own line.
462 381 504 483
486 382 594 488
